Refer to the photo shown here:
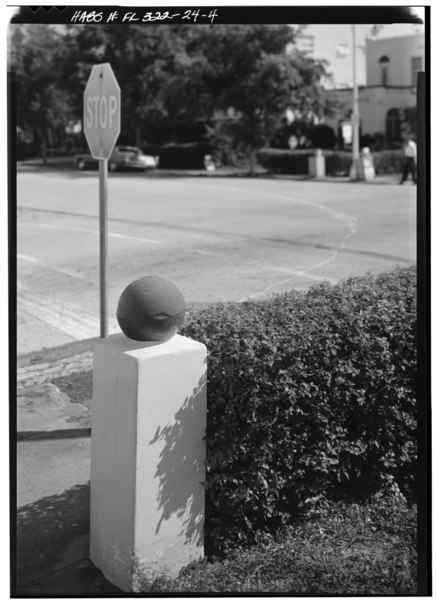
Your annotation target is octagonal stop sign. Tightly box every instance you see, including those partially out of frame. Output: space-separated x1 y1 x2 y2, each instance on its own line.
84 63 121 159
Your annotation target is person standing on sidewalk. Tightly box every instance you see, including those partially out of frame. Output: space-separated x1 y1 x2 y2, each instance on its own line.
400 137 417 184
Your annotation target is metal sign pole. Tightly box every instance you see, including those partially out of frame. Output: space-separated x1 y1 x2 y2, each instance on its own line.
84 63 120 339
99 158 108 338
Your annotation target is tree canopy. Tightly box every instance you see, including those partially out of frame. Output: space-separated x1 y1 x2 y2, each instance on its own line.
10 23 339 165
10 24 72 161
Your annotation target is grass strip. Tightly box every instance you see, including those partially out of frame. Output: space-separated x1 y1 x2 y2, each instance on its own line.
139 490 416 595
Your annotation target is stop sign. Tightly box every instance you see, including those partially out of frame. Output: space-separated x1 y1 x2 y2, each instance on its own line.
83 63 121 159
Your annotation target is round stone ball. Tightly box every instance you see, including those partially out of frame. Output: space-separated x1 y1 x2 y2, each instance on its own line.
116 276 187 342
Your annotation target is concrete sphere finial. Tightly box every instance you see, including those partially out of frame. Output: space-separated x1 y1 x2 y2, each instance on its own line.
116 276 187 342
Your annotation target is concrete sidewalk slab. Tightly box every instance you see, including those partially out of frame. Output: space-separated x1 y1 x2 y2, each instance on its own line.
16 436 92 588
15 340 124 594
18 381 91 432
17 435 91 508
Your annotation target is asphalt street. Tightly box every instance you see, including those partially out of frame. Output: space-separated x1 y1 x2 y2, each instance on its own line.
16 168 416 355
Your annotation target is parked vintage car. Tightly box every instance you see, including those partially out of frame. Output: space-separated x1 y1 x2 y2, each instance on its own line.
75 145 159 171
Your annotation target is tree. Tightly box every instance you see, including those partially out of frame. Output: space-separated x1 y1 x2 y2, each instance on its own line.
9 24 74 162
10 24 341 166
167 25 339 173
309 124 337 149
62 24 191 146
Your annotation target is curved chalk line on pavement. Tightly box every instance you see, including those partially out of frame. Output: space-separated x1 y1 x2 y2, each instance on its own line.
236 190 358 302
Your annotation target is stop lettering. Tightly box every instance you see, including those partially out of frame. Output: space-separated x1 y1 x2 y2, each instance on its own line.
85 95 118 130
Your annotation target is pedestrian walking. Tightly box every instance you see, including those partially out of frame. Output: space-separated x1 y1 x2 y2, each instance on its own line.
400 137 417 184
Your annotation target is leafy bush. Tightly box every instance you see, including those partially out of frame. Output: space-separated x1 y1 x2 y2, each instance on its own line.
324 149 404 175
140 143 161 156
142 488 417 594
309 124 337 149
372 149 404 174
360 132 385 151
256 148 404 176
269 120 330 150
256 148 352 175
153 143 212 169
182 267 417 554
324 150 352 176
256 148 313 174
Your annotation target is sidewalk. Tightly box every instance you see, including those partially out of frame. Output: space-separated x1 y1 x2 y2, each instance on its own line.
15 338 123 595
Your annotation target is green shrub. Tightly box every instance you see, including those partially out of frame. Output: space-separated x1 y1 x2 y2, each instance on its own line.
256 148 404 176
256 148 353 176
256 148 313 174
182 267 417 555
372 149 404 174
154 143 212 169
324 150 353 175
309 124 337 149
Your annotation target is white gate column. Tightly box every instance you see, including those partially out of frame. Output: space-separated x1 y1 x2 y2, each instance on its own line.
90 277 207 592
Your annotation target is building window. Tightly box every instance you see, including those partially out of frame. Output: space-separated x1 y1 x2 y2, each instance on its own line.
385 108 401 141
411 56 423 86
379 56 390 86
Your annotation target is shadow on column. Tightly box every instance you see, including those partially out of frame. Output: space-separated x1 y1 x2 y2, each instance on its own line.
150 367 207 548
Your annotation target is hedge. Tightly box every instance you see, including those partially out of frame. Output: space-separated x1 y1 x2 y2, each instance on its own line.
372 150 404 174
143 143 212 169
256 148 404 176
181 267 417 555
256 149 314 175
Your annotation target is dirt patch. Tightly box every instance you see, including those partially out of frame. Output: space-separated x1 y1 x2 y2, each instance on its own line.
51 371 93 408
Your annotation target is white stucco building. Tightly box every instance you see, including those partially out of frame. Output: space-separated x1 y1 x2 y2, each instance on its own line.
325 32 425 141
293 23 424 88
366 33 424 87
